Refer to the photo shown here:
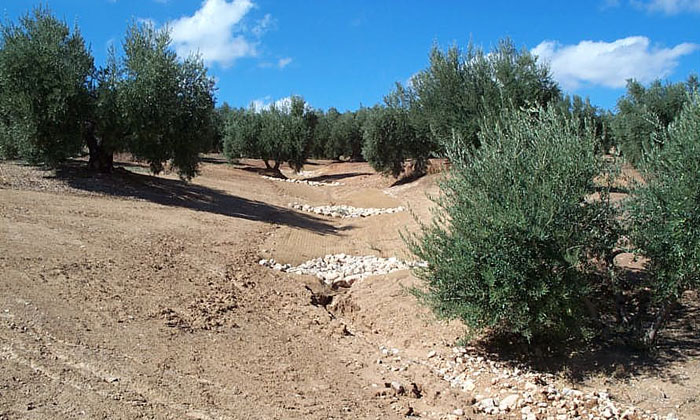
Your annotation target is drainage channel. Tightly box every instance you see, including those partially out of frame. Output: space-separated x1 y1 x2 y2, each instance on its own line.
262 176 342 187
259 254 427 288
290 203 404 218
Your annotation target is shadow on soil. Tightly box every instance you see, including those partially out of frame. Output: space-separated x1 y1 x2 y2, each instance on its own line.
475 292 700 383
234 162 372 183
390 171 427 187
52 163 348 236
304 172 373 183
235 165 288 178
200 155 229 165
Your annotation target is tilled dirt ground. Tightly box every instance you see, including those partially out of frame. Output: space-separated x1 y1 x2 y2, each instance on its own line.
1 157 698 419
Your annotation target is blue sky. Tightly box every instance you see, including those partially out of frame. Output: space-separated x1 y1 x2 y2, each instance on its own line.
2 0 699 112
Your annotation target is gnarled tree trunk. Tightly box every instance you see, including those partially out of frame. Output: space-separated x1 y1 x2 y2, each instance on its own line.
85 121 114 173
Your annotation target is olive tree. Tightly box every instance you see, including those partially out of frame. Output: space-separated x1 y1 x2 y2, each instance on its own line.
120 22 216 179
625 94 700 344
0 6 93 165
86 46 126 172
362 104 424 177
223 96 315 174
412 38 561 151
363 83 433 177
409 106 619 342
612 77 696 166
364 38 561 178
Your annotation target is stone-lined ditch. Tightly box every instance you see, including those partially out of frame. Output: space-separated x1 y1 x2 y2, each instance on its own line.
259 254 426 288
262 175 342 187
290 203 404 218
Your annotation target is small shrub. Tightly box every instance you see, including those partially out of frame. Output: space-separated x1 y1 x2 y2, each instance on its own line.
625 94 700 343
409 106 618 342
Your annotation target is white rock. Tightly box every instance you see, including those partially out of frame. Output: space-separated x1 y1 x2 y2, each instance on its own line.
462 379 476 392
479 398 496 410
499 394 519 411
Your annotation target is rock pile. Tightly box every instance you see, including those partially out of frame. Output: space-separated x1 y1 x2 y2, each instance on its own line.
290 203 405 218
262 175 342 187
259 254 427 287
375 345 675 420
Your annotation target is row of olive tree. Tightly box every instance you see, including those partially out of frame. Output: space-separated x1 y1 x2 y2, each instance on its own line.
219 38 614 180
0 6 216 179
222 96 317 173
611 77 698 166
220 100 378 174
360 39 615 178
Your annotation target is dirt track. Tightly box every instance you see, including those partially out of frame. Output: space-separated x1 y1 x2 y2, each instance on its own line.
1 157 698 419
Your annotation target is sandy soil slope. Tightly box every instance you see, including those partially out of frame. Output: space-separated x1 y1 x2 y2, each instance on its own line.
1 157 698 419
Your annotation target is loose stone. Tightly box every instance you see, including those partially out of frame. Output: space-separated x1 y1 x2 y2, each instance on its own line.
259 254 427 287
262 175 342 186
290 202 405 218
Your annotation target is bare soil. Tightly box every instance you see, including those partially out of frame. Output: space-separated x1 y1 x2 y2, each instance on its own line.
1 157 698 419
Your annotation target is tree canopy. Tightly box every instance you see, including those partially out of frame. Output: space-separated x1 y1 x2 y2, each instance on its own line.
0 6 93 165
0 8 217 180
223 96 317 174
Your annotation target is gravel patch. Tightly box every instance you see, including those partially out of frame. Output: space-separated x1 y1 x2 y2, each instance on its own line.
376 345 677 420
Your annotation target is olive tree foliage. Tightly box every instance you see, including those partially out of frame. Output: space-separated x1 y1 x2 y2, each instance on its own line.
315 107 340 159
87 46 126 171
210 102 233 153
223 96 316 173
120 22 216 179
411 38 561 151
625 94 700 344
612 77 697 166
409 106 619 342
556 94 615 154
0 9 217 179
362 84 433 177
363 38 561 178
329 111 365 161
0 6 93 165
362 105 418 177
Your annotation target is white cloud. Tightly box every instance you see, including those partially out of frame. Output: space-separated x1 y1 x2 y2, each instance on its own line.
137 17 157 28
249 96 311 113
169 0 257 67
633 0 700 13
250 96 291 112
277 57 292 69
532 36 698 90
252 14 274 37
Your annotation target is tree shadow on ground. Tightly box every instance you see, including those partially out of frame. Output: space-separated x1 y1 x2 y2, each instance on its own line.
52 163 347 236
390 171 427 187
200 155 228 165
473 291 700 383
304 172 373 183
231 165 288 179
